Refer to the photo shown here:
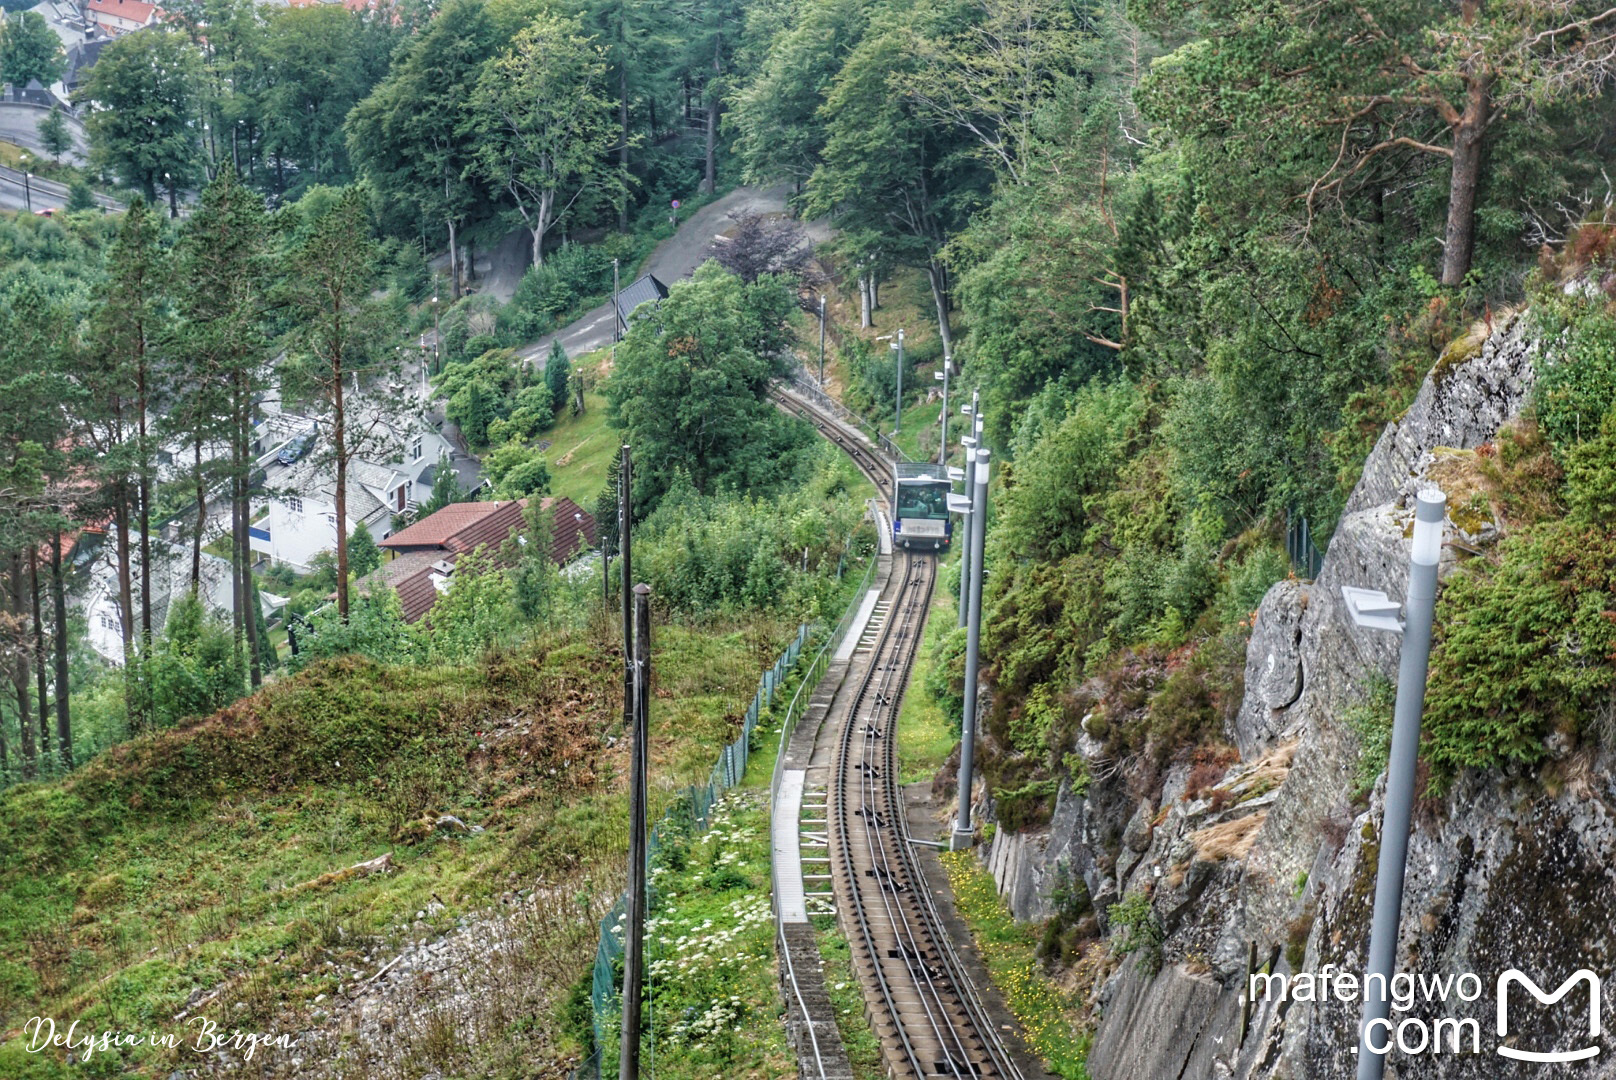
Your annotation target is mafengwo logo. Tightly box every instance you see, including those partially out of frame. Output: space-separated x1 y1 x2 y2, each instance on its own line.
1249 965 1609 1062
1497 969 1601 1063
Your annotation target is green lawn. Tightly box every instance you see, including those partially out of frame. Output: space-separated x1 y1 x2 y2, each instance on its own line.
542 378 620 511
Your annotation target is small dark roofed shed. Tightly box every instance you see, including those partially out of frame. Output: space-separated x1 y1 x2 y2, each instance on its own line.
613 273 669 339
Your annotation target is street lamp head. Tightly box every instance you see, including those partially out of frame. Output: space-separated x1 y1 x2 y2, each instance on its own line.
1411 488 1446 566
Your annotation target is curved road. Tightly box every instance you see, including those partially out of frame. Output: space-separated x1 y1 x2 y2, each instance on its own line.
514 183 829 366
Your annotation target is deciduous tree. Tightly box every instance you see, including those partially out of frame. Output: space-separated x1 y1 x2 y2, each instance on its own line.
0 10 64 88
78 30 201 205
471 13 623 268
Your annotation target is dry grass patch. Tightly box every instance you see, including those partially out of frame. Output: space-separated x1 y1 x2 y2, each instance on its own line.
1189 811 1267 863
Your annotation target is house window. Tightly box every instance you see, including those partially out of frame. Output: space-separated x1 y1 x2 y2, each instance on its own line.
326 513 337 528
284 496 303 514
99 613 118 632
410 436 423 462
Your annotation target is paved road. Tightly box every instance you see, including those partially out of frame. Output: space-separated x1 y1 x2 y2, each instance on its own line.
0 162 122 214
514 182 827 367
0 102 89 165
0 166 65 213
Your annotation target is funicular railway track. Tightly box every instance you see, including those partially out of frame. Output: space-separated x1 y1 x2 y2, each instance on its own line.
775 383 1025 1080
773 389 892 500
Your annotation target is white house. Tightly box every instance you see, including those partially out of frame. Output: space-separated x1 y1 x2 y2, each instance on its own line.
83 0 163 35
250 423 456 572
76 535 239 666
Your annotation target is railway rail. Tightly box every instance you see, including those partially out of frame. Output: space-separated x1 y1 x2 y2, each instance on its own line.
774 383 1025 1080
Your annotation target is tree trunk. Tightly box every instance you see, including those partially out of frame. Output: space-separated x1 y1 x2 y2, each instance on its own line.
859 276 871 328
1440 78 1490 287
50 533 71 770
927 260 954 358
701 52 720 194
192 439 206 588
136 358 153 733
237 387 261 690
871 276 880 310
30 550 49 761
532 189 552 268
618 42 630 232
11 556 36 778
448 218 461 300
335 351 350 621
137 373 152 638
114 480 134 672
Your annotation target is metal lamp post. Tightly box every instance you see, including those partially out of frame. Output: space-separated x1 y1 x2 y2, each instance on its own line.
890 328 905 434
431 295 441 376
19 153 32 212
957 393 982 629
1343 489 1446 1080
948 447 990 850
934 353 952 465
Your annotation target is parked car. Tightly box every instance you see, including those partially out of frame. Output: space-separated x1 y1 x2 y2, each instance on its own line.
277 434 312 466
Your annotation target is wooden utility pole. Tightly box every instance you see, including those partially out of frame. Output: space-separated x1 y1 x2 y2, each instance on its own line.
619 446 633 731
619 581 652 1080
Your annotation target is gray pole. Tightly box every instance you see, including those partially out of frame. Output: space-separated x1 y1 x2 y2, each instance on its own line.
619 447 633 733
1356 490 1445 1078
619 582 653 1080
953 447 989 849
957 390 979 630
938 354 950 466
819 295 827 387
957 446 975 630
894 328 905 434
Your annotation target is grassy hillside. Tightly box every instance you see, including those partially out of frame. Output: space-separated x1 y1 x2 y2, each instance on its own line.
0 616 795 1079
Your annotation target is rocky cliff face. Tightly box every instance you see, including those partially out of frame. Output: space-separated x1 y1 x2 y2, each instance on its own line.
983 312 1616 1077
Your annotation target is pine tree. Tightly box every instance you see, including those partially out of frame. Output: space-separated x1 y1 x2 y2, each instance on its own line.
347 522 382 579
282 185 391 622
545 340 571 414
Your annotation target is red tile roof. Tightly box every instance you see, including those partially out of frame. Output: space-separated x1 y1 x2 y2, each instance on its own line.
85 0 161 24
381 499 523 553
365 497 596 622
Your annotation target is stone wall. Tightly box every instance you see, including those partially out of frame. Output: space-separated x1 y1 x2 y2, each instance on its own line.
979 310 1616 1077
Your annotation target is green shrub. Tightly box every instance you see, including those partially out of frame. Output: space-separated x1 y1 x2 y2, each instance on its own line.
1422 519 1616 790
1107 890 1163 971
504 244 616 339
1340 674 1395 801
1530 285 1616 455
